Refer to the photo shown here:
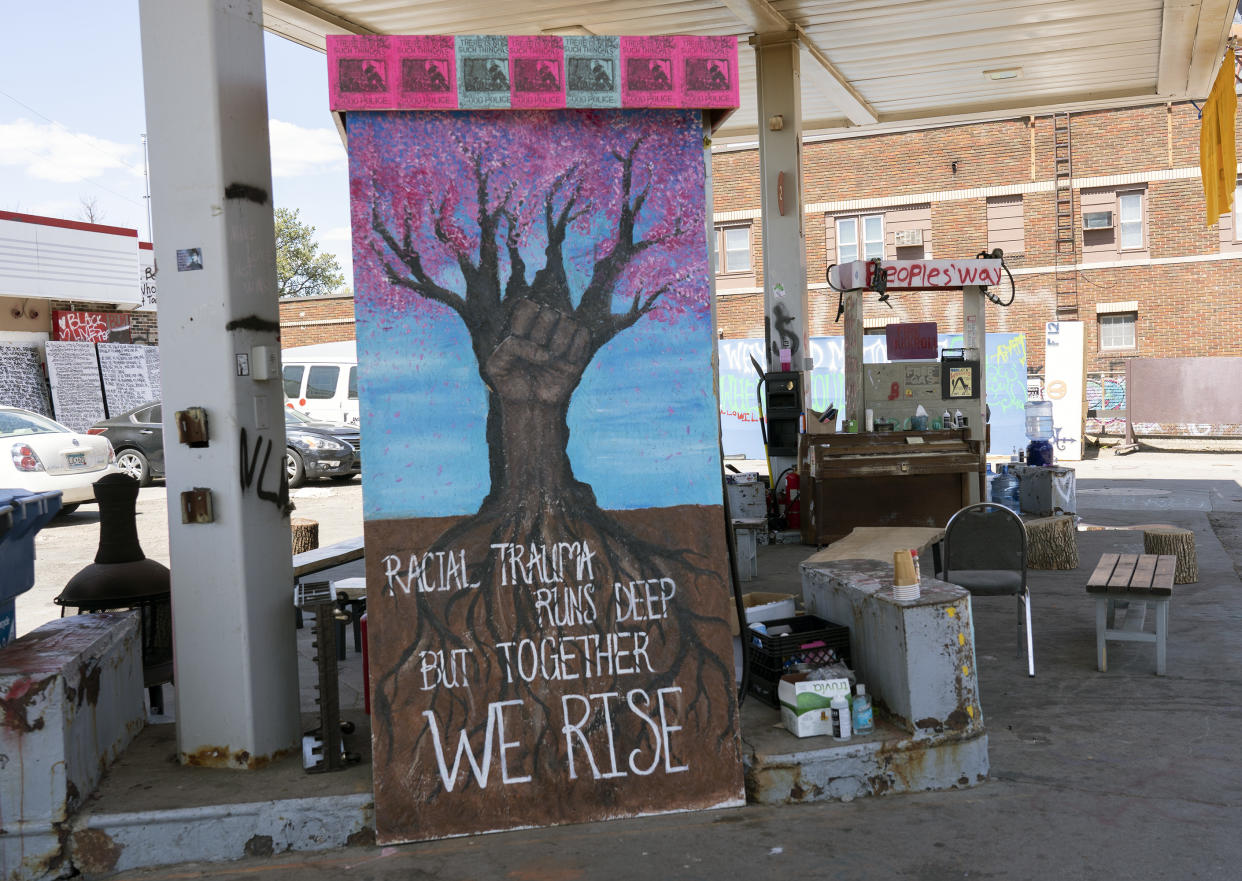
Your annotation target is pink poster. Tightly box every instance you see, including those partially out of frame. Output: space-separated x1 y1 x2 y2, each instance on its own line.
508 36 566 109
392 35 457 110
328 35 394 110
620 36 681 107
678 36 739 109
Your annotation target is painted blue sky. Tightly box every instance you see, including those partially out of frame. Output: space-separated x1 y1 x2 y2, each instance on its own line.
0 2 353 280
350 110 723 518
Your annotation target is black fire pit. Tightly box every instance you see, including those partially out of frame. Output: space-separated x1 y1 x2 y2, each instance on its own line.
56 473 173 714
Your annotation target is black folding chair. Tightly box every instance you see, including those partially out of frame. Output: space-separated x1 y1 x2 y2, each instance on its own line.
943 502 1035 677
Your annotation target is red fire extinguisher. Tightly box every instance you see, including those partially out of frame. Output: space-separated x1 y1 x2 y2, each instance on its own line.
782 470 800 529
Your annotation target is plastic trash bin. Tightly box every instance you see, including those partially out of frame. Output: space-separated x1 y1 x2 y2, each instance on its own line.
0 489 63 646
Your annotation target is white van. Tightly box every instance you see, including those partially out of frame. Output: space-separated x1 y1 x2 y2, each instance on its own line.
281 341 359 425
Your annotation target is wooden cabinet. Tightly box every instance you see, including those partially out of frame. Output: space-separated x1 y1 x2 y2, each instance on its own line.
798 430 985 546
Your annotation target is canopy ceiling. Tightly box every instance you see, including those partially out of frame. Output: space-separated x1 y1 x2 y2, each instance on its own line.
263 0 1237 140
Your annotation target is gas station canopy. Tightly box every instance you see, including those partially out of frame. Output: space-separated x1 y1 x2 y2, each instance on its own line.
262 0 1237 139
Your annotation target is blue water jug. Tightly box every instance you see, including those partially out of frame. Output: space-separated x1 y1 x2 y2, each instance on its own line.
990 466 1020 514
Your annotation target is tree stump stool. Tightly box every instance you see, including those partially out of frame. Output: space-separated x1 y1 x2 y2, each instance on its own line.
291 517 320 555
1142 526 1197 583
1024 515 1078 570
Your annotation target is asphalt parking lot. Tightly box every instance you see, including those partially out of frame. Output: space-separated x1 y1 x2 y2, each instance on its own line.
15 479 364 640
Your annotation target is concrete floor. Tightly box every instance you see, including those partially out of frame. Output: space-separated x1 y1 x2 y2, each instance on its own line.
38 453 1242 879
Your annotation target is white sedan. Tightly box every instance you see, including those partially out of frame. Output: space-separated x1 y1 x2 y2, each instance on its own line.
0 407 119 515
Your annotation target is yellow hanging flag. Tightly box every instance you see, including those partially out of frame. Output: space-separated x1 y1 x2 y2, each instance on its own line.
1200 48 1237 227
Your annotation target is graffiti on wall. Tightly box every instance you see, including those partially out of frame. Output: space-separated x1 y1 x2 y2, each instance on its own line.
719 333 1028 459
52 310 131 343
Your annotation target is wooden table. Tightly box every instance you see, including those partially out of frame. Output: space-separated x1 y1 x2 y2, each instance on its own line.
1085 553 1176 675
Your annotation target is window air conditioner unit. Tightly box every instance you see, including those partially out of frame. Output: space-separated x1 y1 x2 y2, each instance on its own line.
893 228 924 246
1082 211 1113 229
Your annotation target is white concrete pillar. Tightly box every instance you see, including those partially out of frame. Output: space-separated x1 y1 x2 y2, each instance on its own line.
139 0 300 767
962 286 987 447
753 34 810 375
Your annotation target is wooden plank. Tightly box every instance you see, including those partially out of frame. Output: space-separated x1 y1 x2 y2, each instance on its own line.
1107 554 1139 591
1151 556 1177 595
1130 555 1158 589
806 526 946 565
1085 553 1119 592
292 535 365 577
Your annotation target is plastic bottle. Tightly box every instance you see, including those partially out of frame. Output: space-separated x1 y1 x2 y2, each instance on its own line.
942 409 952 429
852 685 874 734
830 695 852 741
953 409 963 429
990 464 1021 514
1024 400 1054 439
1010 446 1019 463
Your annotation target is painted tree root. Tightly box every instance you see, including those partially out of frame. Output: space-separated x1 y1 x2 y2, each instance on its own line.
1025 515 1078 570
1143 526 1198 583
291 517 320 555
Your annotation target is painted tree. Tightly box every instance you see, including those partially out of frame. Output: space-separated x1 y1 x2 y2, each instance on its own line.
361 109 708 528
356 110 738 795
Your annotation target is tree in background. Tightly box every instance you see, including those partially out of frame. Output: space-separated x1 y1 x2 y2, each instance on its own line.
79 196 105 224
274 206 345 298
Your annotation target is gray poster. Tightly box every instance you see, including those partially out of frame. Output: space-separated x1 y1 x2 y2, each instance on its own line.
0 344 52 416
98 343 158 417
45 342 106 432
564 36 620 108
456 35 511 109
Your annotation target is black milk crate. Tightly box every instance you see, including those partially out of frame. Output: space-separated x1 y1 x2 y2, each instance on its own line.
746 614 852 708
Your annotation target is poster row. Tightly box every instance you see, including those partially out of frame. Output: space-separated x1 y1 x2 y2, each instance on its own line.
328 34 739 112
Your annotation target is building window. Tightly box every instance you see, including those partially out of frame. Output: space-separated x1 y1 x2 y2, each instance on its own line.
986 195 1024 255
836 214 884 263
1082 187 1147 262
1099 313 1136 350
713 225 752 275
1118 192 1143 250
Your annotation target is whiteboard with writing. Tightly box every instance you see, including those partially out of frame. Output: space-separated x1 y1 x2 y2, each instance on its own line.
45 342 106 432
98 343 159 416
0 344 53 416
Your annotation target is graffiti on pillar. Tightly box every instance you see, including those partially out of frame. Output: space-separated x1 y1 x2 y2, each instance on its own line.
238 427 290 513
350 107 742 843
768 300 801 366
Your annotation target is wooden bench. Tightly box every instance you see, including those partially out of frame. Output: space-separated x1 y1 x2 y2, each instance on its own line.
1085 553 1175 675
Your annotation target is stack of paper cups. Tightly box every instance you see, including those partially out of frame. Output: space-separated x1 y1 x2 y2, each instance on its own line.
893 549 921 601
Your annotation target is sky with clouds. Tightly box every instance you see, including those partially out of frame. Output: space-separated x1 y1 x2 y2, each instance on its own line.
0 0 353 282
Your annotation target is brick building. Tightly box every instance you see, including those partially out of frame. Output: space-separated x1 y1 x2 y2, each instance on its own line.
278 293 356 348
711 101 1242 390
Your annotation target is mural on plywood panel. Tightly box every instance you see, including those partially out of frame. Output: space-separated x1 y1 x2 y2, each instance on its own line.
348 107 744 842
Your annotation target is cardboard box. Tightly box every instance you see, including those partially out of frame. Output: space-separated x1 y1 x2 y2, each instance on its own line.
805 409 838 436
781 704 835 737
728 591 797 636
778 672 852 738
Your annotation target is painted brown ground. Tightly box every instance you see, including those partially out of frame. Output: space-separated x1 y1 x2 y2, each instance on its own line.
363 504 744 843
